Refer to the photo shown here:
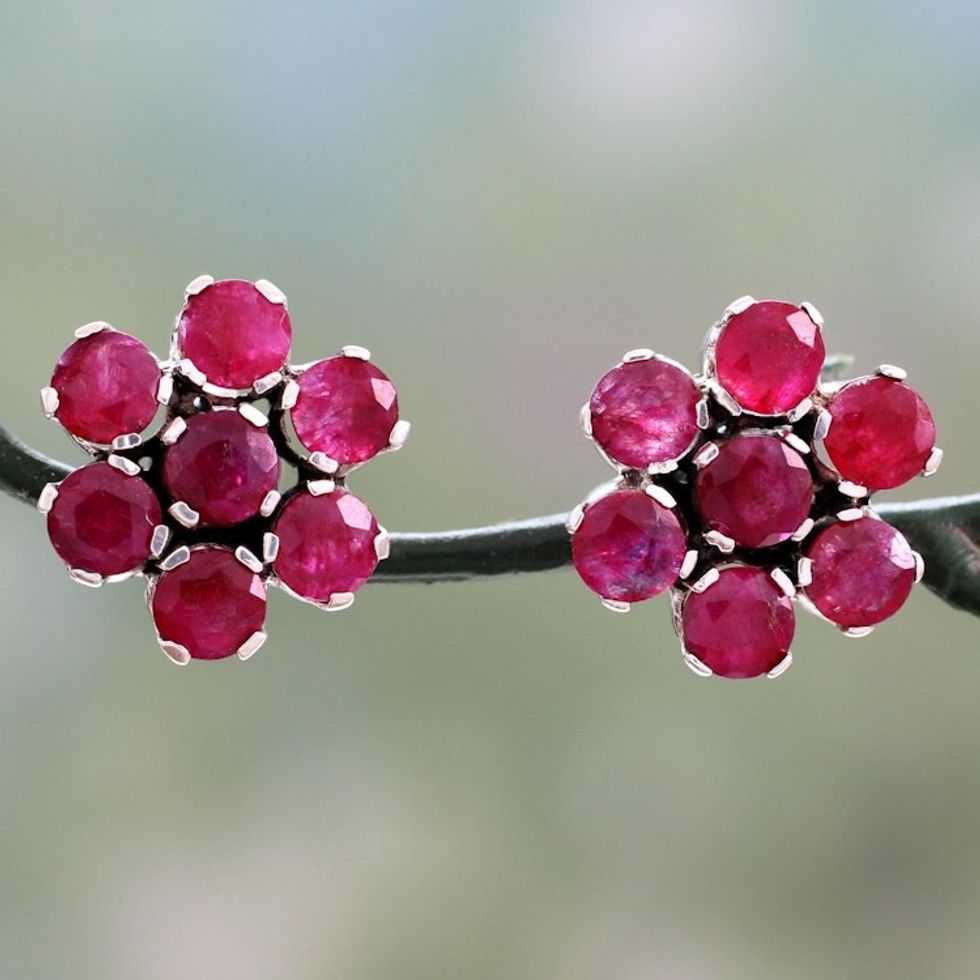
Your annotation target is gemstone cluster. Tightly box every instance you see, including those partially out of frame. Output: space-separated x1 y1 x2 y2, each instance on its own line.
569 297 940 679
40 277 407 664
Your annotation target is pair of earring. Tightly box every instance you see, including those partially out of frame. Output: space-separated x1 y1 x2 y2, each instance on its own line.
37 280 939 678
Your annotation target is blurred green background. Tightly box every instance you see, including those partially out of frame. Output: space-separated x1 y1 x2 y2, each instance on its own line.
1 2 978 977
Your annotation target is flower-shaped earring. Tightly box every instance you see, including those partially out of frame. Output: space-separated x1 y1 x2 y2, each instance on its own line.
39 276 408 664
568 297 941 679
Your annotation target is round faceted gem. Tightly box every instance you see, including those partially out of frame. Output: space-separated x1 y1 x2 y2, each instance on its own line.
695 433 814 549
162 410 279 527
714 301 825 415
681 565 795 679
804 517 916 628
151 548 266 661
47 462 162 576
823 376 936 490
291 356 399 465
571 488 687 602
50 329 160 444
175 279 292 390
589 357 701 468
273 489 381 602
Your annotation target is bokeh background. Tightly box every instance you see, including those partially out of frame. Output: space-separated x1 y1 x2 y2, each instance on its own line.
1 2 978 977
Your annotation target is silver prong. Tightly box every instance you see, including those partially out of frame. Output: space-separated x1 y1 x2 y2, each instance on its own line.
783 432 811 456
693 442 720 469
254 371 283 394
579 403 593 437
786 398 813 423
913 551 925 583
235 546 264 573
842 625 874 639
309 452 339 475
837 507 865 523
37 483 59 515
263 532 280 563
725 295 756 317
791 518 815 543
69 568 104 588
160 417 187 445
178 358 207 387
254 278 287 305
770 568 796 598
645 484 677 509
259 490 281 518
566 504 585 534
679 550 699 580
184 274 214 297
876 364 907 381
682 650 713 677
601 598 631 613
326 592 355 612
150 524 171 558
374 527 391 561
800 301 824 327
74 320 111 339
107 454 141 476
40 386 60 417
156 373 174 405
388 419 411 450
704 530 736 554
838 480 868 500
307 479 336 497
111 432 142 451
159 546 191 571
168 501 200 529
691 568 720 593
341 344 371 360
237 630 267 661
160 640 192 665
923 447 943 477
797 556 814 588
767 652 793 679
622 348 654 363
647 459 679 476
238 403 268 428
695 397 711 430
813 409 833 442
711 383 742 417
281 378 300 410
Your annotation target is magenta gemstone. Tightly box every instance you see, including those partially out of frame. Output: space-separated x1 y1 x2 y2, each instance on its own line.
175 279 292 390
804 517 917 628
681 565 796 678
589 357 702 468
162 410 280 527
823 376 936 491
50 329 160 444
291 356 399 465
695 433 814 549
273 489 381 602
151 547 267 660
714 301 825 415
571 488 687 602
47 462 162 576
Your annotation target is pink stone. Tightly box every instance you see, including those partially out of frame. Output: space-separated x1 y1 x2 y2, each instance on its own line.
714 301 825 415
50 329 160 444
162 410 280 527
47 462 162 577
589 357 702 469
681 565 795 678
273 489 380 602
804 517 916 628
291 356 399 465
175 279 292 390
150 547 267 660
695 433 814 549
823 376 936 491
571 488 687 602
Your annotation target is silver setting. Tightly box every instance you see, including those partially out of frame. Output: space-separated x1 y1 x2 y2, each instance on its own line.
647 459 679 476
340 344 371 360
786 398 814 423
111 432 142 451
160 640 192 666
682 650 713 677
799 301 824 327
704 530 735 554
388 419 411 450
691 568 720 594
770 568 796 598
326 592 355 612
782 432 811 456
107 454 141 476
566 504 585 534
813 409 833 442
309 452 339 475
237 630 267 661
235 546 264 573
791 518 815 543
601 598 631 614
679 550 699 580
710 381 743 417
842 625 874 639
74 320 111 339
374 528 391 561
797 556 814 588
40 386 60 417
159 546 191 571
307 478 336 497
645 484 677 509
69 568 103 588
281 378 301 410
913 551 925 584
838 480 869 499
238 403 269 428
693 442 719 468
177 358 207 388
253 371 283 395
837 507 866 523
150 524 171 559
37 483 59 515
263 532 280 563
695 397 711 430
254 278 287 305
876 364 907 381
923 447 943 477
579 403 593 437
168 502 200 529
725 295 756 317
622 347 654 362
156 373 174 405
184 274 214 297
260 490 281 517
160 417 187 445
767 652 794 679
